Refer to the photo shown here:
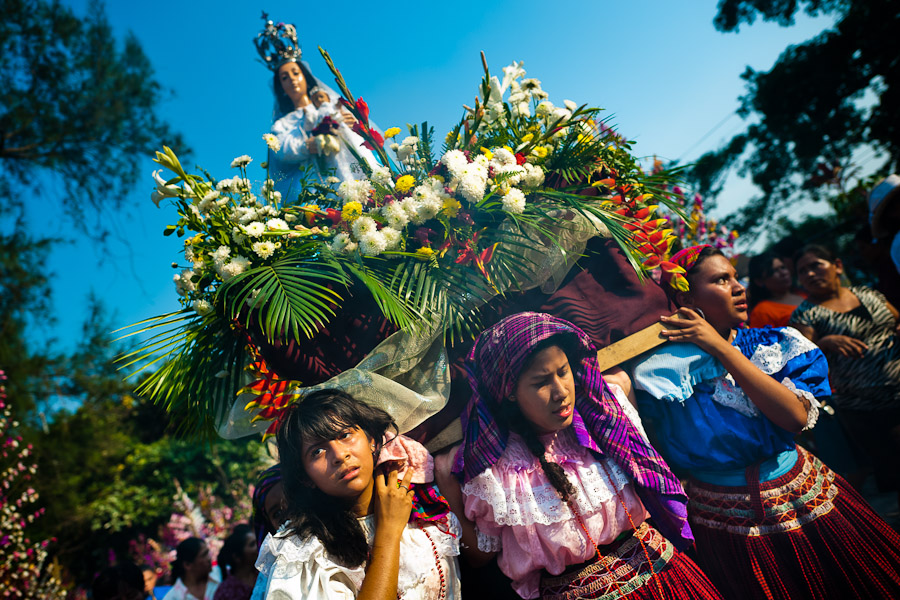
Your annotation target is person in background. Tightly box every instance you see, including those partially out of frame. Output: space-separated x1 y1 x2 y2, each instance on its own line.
248 464 284 600
747 251 805 327
141 564 161 600
163 537 219 600
213 524 257 600
869 174 900 273
790 244 900 508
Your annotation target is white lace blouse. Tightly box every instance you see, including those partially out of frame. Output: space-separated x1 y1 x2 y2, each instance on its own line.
255 514 461 600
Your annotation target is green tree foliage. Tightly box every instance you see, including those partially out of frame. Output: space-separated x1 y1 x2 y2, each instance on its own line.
0 0 189 236
19 299 270 587
0 226 63 420
689 0 899 240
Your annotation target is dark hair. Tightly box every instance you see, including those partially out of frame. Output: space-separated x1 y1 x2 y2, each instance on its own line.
793 244 836 266
272 60 318 118
747 251 781 308
276 389 396 568
92 563 145 600
499 334 579 501
171 537 205 581
218 523 254 580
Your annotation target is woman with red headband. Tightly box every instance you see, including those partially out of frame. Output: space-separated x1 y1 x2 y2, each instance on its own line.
631 244 900 599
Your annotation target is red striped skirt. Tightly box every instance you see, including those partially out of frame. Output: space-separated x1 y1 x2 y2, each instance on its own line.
687 445 900 599
538 522 724 600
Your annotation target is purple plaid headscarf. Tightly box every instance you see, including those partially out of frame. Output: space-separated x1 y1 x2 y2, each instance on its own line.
452 312 693 550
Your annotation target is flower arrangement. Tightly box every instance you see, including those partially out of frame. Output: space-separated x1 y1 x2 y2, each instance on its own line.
122 51 687 435
0 372 65 599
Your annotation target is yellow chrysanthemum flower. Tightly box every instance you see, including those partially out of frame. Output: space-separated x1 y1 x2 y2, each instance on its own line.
442 198 462 218
384 127 402 139
342 201 363 222
395 175 416 194
532 146 549 158
480 147 493 160
415 247 435 260
521 133 534 143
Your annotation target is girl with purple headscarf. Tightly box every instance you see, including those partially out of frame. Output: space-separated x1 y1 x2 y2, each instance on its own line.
435 312 723 600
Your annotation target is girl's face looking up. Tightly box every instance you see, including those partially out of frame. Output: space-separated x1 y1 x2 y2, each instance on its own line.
513 345 576 434
683 254 748 332
301 426 376 501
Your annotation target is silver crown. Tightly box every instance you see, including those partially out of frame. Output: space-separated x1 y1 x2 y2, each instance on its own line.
254 12 302 70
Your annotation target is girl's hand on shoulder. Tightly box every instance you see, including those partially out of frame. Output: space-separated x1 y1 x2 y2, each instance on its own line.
818 334 868 358
373 460 414 543
660 308 728 354
306 137 318 154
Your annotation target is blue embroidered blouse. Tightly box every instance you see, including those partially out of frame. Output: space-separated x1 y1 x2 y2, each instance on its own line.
632 327 830 478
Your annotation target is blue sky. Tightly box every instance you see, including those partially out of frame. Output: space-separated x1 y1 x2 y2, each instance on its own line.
13 0 836 356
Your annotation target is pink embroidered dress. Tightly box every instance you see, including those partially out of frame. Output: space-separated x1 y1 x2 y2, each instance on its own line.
461 384 650 599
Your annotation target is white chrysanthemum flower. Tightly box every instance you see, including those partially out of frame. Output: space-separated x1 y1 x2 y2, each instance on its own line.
184 245 196 263
382 201 409 229
212 245 231 263
231 155 252 168
284 213 297 222
491 147 516 168
473 154 489 167
216 178 233 193
501 188 527 214
381 227 402 250
262 133 281 152
266 218 289 231
551 107 572 123
252 240 276 259
536 100 555 117
401 136 419 147
441 150 469 180
523 163 545 188
371 165 393 187
497 164 526 186
221 256 251 281
192 299 213 316
337 179 373 205
359 231 388 256
564 99 578 112
351 216 377 238
459 172 487 203
331 232 358 254
188 204 202 219
245 222 266 238
401 198 426 225
412 183 437 203
511 102 531 118
173 269 196 296
231 227 247 245
417 197 443 221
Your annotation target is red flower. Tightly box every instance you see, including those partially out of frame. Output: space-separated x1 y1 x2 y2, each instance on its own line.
355 97 370 125
515 152 527 165
325 208 342 224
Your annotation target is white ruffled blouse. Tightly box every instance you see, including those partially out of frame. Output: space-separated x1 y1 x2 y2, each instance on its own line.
460 383 650 599
256 514 462 600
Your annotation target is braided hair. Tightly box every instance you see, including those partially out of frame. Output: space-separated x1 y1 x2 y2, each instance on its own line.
499 334 579 501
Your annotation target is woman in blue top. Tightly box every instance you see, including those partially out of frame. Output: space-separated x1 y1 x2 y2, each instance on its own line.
631 245 900 600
